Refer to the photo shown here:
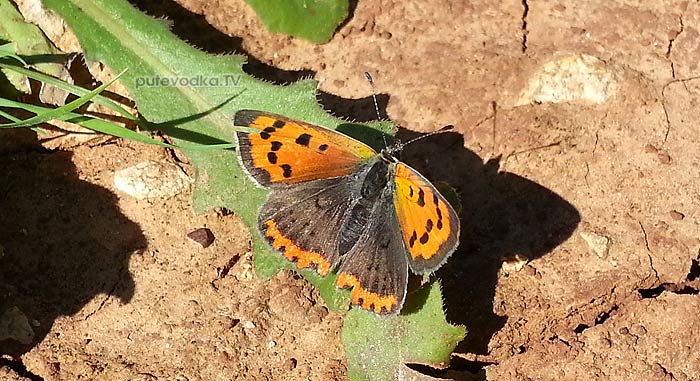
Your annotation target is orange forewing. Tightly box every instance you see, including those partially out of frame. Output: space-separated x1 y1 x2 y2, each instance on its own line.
235 111 376 185
393 163 460 271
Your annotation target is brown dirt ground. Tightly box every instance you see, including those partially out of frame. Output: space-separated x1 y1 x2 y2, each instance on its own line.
2 1 700 380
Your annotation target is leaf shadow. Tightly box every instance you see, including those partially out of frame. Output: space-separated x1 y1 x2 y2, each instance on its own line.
128 0 314 85
0 133 146 358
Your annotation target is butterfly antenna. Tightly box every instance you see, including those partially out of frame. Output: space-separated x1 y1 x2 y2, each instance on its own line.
403 124 455 147
364 72 381 121
364 71 389 149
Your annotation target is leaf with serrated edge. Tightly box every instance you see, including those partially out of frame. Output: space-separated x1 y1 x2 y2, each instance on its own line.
342 281 466 381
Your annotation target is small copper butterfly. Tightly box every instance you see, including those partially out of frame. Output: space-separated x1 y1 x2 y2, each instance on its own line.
234 110 460 315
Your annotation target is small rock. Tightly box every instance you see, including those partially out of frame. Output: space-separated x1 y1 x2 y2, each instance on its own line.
501 254 529 273
521 265 537 276
644 144 672 164
629 323 647 336
516 54 617 105
656 149 672 164
285 358 298 370
0 306 35 344
187 228 215 248
580 229 611 258
114 160 193 199
669 210 685 221
242 321 256 329
267 340 277 349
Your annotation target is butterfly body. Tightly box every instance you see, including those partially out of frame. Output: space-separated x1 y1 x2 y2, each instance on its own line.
234 110 459 315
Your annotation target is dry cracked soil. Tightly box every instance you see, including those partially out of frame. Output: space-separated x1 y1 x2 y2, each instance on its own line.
1 1 699 380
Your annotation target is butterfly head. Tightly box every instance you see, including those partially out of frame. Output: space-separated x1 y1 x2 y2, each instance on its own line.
380 141 403 163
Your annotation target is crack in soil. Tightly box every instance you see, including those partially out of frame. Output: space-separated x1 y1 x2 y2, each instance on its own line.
573 305 619 333
84 264 127 321
666 14 684 79
659 75 700 145
656 361 682 381
638 281 700 298
638 258 700 298
520 0 529 53
584 131 600 187
635 219 660 283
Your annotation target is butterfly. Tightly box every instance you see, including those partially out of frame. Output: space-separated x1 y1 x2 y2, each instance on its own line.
234 110 460 315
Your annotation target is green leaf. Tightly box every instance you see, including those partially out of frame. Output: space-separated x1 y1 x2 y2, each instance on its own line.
0 68 125 128
42 0 391 311
342 281 466 381
0 61 135 120
0 43 28 65
0 0 62 93
245 0 349 43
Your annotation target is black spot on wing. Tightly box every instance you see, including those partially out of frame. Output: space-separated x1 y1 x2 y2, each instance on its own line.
417 188 426 207
295 133 312 146
271 141 282 151
273 120 286 129
280 164 292 178
260 131 271 140
419 232 429 244
319 144 328 151
263 126 276 133
426 219 433 232
409 231 418 248
267 152 278 164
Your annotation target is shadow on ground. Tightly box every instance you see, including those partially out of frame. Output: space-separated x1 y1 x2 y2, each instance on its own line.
0 131 146 361
396 128 581 358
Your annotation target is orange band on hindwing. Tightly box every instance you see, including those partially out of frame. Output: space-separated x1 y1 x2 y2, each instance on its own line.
336 273 398 314
262 220 332 275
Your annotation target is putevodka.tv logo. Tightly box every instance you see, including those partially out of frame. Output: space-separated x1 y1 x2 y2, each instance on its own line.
134 74 242 88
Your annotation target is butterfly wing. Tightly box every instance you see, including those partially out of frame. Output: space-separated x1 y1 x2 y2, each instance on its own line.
335 189 409 315
234 110 377 186
257 176 359 276
393 162 460 273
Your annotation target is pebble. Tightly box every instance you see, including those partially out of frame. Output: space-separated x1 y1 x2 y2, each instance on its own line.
516 54 618 106
113 160 193 199
580 229 611 258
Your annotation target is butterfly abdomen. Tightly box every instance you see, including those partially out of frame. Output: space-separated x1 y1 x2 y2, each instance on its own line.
338 160 391 255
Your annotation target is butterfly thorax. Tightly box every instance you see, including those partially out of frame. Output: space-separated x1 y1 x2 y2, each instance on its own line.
337 156 396 255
